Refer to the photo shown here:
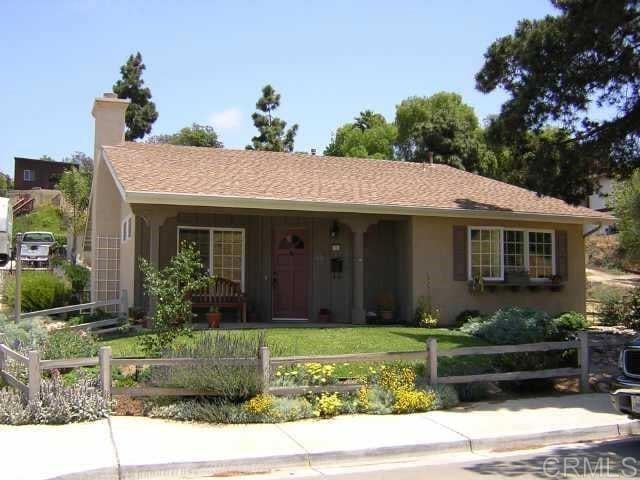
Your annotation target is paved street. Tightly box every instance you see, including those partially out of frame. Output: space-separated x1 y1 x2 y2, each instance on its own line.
224 438 640 480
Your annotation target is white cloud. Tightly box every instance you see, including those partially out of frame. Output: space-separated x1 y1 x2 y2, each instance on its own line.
208 107 242 130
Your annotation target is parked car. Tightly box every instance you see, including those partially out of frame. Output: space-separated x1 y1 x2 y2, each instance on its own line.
0 197 11 266
610 337 640 419
19 231 56 268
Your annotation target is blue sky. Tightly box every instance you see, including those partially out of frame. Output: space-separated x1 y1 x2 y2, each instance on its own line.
0 1 556 176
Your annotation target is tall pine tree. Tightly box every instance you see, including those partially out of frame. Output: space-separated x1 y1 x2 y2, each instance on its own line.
113 52 159 141
246 85 298 152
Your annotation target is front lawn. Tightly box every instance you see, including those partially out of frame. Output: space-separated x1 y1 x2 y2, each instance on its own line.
103 326 485 358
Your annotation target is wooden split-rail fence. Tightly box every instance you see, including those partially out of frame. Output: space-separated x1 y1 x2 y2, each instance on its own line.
0 332 592 402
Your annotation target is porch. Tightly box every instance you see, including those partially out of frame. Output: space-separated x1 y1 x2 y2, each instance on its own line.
129 206 411 325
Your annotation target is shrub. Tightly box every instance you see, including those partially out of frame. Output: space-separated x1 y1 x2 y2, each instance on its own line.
147 396 315 424
356 385 394 414
460 307 553 344
460 307 575 389
455 310 481 329
367 365 416 394
0 314 48 350
621 286 640 330
428 384 459 409
146 398 247 423
42 330 98 360
61 262 90 295
314 392 343 417
138 242 213 356
414 275 440 327
154 331 271 401
274 362 338 387
244 393 275 416
392 388 437 414
595 286 627 326
551 312 590 338
270 397 314 422
0 373 110 425
5 271 72 313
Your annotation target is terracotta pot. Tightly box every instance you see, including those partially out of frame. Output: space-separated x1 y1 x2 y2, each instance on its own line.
318 313 331 323
380 310 393 322
207 312 222 328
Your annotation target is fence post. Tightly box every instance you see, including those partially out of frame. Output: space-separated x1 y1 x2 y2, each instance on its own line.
99 346 112 400
427 338 438 385
27 350 41 402
579 331 590 393
14 233 22 322
0 333 6 373
119 289 128 319
258 346 270 392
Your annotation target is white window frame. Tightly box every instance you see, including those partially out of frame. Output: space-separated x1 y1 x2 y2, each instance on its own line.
121 215 132 243
177 226 246 290
468 226 504 282
23 169 34 182
467 226 555 282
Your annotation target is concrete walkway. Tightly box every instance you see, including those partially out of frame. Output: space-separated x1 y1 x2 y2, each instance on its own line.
0 394 637 480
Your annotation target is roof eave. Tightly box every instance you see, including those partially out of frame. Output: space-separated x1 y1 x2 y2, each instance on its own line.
124 190 614 225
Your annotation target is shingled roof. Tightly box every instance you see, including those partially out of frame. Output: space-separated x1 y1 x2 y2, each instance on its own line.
102 142 613 223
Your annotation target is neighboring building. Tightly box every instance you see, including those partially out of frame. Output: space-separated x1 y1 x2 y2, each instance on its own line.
585 176 616 235
89 93 614 325
14 157 75 190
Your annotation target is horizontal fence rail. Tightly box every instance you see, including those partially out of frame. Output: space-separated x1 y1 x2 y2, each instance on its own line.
19 299 122 320
0 332 592 402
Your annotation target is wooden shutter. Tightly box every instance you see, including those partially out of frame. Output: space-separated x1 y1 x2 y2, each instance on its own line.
453 226 468 281
555 230 568 280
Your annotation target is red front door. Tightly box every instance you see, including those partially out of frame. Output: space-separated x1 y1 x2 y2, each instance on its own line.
272 229 309 319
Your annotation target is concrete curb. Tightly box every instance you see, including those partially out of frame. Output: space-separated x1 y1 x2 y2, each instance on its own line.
47 420 639 480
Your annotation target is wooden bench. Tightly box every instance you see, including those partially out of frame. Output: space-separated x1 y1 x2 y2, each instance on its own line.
192 278 247 323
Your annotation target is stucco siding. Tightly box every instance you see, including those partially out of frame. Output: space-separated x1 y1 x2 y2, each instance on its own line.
410 216 586 325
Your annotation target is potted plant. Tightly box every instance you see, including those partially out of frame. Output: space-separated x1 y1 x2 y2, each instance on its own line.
318 308 331 323
377 292 395 322
207 306 221 328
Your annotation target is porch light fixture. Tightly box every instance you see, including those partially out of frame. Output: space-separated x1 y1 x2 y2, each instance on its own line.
330 221 340 238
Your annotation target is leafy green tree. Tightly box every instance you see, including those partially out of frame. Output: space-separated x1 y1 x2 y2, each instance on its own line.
39 155 55 161
148 123 223 147
57 168 91 263
395 92 496 173
246 85 298 152
611 170 640 261
0 174 13 196
324 110 397 159
65 152 93 176
113 52 159 141
485 118 595 204
476 0 640 176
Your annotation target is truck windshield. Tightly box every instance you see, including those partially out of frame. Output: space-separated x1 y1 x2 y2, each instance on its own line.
22 233 54 243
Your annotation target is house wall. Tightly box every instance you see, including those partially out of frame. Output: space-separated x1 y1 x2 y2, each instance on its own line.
410 216 586 325
129 205 410 323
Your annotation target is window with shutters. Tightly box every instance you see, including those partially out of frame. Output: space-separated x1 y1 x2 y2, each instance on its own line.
468 227 555 281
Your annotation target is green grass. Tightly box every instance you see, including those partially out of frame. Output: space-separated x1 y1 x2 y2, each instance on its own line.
13 204 66 243
103 326 485 358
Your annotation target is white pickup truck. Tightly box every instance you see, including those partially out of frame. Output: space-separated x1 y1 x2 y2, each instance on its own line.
19 231 56 268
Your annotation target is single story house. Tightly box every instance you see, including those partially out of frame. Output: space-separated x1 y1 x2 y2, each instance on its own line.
89 93 613 325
